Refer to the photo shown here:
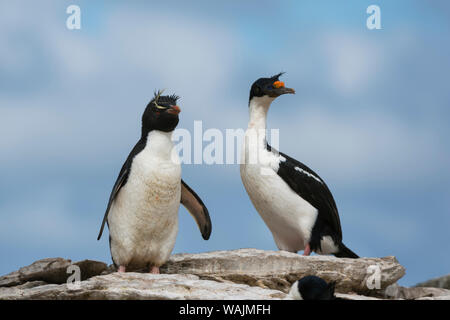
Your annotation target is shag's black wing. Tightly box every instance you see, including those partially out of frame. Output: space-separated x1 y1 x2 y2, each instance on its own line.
97 139 146 240
267 144 342 240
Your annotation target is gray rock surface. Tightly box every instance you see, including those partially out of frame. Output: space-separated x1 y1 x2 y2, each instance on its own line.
0 258 70 287
383 282 450 300
0 273 286 300
3 248 437 300
415 274 450 290
0 258 107 287
335 293 382 300
416 295 450 300
161 248 405 294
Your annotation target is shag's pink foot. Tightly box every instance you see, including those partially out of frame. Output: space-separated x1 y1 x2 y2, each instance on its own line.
303 243 311 256
149 266 160 274
118 265 126 273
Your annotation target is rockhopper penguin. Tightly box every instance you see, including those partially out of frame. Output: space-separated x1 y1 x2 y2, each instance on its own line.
240 73 358 258
288 275 337 300
97 90 212 273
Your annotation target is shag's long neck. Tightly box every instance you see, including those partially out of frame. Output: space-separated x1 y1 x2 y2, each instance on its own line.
247 96 275 144
248 96 274 130
242 96 276 166
245 96 274 155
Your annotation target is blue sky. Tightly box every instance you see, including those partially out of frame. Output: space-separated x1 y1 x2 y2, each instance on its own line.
0 0 449 287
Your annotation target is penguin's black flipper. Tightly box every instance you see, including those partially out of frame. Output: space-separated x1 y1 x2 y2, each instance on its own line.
181 179 212 240
97 167 129 240
97 139 146 240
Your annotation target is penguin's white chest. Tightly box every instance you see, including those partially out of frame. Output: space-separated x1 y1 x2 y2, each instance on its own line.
240 129 318 252
108 131 181 269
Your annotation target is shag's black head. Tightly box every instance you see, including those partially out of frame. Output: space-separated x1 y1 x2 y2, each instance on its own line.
249 72 295 103
297 275 336 300
141 90 180 136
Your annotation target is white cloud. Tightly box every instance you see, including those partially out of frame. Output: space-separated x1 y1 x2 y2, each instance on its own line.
269 105 449 187
320 32 385 96
107 9 238 99
0 4 242 170
0 186 92 244
2 4 445 192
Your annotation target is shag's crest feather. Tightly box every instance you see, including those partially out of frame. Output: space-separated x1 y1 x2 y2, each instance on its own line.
271 72 285 81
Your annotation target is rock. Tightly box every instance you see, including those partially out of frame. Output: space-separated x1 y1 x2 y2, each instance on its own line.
416 295 450 300
383 283 450 300
284 292 383 300
0 273 286 300
0 258 107 287
335 293 382 300
15 281 48 289
0 272 22 287
415 274 450 290
74 260 109 280
100 264 117 275
406 287 450 300
0 258 71 287
161 248 405 295
0 249 407 300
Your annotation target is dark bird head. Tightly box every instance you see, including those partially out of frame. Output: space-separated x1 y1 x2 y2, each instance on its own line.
141 90 180 136
249 72 295 104
288 275 336 300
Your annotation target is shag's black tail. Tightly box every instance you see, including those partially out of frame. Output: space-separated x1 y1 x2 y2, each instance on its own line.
334 243 359 259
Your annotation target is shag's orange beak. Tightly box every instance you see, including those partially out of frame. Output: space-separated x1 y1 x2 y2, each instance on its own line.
267 81 295 97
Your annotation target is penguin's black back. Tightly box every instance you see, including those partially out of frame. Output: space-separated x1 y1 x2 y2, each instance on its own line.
97 138 147 240
297 275 336 300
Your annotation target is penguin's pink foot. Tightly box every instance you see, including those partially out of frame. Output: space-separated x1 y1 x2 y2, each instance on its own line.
118 265 126 273
149 266 160 274
303 243 311 256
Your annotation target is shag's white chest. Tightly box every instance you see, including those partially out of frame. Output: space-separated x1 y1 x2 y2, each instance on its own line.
240 97 318 252
108 131 181 269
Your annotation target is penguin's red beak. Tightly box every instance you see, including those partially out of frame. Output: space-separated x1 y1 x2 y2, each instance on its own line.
167 105 181 115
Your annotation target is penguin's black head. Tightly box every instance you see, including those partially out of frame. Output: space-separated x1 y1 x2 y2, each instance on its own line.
249 72 295 103
290 275 336 300
142 90 180 135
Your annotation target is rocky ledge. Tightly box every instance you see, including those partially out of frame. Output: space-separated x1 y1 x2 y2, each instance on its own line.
0 249 448 300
